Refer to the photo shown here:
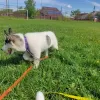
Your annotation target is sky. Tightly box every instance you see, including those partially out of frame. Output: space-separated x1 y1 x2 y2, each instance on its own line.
0 0 100 16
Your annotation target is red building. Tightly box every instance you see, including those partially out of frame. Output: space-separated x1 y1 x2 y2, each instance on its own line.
39 7 62 20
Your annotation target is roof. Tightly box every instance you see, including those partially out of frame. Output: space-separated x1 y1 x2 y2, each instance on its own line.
42 7 58 11
40 7 62 16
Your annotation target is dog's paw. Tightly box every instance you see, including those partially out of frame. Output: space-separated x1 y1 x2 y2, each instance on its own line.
34 65 39 69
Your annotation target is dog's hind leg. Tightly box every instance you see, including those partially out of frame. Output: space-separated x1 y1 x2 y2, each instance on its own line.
52 43 58 50
40 49 48 61
45 49 48 57
52 39 58 50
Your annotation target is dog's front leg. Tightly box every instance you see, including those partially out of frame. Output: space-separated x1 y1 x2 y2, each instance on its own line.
33 59 40 69
33 52 41 68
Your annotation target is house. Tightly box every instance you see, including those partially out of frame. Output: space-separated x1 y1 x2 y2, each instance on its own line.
38 7 62 20
0 9 13 16
91 11 100 19
75 11 100 21
75 13 88 20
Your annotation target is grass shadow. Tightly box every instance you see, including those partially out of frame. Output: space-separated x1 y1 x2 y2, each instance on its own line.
0 53 24 67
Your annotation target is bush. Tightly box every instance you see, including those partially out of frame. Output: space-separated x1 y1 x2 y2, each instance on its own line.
87 13 93 20
58 16 71 21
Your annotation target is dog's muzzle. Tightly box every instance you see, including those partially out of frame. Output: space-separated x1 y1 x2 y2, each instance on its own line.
1 47 14 55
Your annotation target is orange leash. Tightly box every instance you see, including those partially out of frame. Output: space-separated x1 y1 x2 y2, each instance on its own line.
40 56 48 61
0 66 32 100
0 56 48 100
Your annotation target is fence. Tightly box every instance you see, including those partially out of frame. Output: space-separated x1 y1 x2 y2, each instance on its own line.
0 8 28 19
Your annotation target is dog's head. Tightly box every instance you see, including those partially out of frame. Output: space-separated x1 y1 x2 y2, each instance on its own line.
1 28 24 54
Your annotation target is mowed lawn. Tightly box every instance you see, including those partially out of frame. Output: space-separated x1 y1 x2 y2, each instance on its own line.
0 18 100 100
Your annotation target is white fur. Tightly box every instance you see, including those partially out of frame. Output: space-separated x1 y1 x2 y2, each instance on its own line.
2 31 58 68
36 91 45 100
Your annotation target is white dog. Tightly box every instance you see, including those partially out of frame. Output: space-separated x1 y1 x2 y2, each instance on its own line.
1 28 58 68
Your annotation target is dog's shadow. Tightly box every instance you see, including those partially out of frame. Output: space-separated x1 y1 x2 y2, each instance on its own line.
0 53 24 67
0 49 58 67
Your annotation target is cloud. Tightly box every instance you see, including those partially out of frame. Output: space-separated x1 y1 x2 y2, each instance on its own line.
67 4 72 8
35 0 72 9
86 0 100 7
90 1 100 7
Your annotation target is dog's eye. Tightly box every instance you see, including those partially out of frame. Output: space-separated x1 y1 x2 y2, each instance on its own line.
5 39 11 44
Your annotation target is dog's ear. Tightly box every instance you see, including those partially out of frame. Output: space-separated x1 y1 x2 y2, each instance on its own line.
8 28 12 34
9 35 23 46
9 35 17 43
4 30 8 36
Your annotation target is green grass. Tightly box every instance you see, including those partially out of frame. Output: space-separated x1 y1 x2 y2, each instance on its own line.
0 18 100 100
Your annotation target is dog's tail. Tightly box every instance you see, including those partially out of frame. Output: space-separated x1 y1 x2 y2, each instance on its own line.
36 91 45 100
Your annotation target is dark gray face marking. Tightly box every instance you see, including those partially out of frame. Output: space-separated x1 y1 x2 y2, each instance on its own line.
46 35 51 46
5 38 11 44
4 28 23 47
4 35 23 47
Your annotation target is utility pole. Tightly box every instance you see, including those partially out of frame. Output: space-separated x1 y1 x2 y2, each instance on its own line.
6 0 7 9
8 0 9 9
61 6 63 20
61 6 62 13
41 0 42 8
6 0 8 16
8 0 9 15
17 0 18 11
93 6 95 12
27 10 28 20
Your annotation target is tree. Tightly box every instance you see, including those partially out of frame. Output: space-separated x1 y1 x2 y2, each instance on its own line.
25 0 36 18
35 9 41 17
87 13 93 20
70 9 81 17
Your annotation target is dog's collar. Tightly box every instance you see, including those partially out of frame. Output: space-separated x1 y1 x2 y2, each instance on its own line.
24 36 30 52
24 36 38 60
24 36 33 56
24 36 35 58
